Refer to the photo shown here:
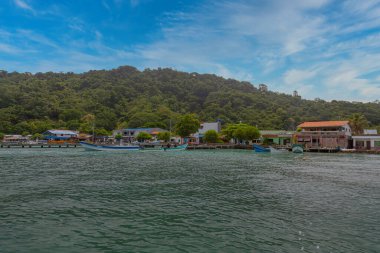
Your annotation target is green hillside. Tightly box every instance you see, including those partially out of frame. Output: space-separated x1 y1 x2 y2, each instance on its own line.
0 66 379 135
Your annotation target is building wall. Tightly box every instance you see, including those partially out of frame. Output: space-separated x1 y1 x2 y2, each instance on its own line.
295 133 349 149
198 122 221 134
353 136 380 150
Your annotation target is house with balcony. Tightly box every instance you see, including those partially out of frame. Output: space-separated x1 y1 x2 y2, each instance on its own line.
2 135 31 144
294 121 352 150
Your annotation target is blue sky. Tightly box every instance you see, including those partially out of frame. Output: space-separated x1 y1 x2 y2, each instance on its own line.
1 0 380 101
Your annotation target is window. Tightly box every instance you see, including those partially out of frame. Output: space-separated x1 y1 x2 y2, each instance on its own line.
374 141 380 147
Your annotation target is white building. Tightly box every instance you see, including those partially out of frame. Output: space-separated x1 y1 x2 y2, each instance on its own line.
191 121 222 144
352 129 380 150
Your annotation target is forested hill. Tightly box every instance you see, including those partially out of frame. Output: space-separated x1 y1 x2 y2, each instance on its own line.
0 66 380 135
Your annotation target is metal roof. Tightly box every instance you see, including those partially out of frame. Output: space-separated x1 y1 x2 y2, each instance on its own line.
45 130 77 135
298 121 349 128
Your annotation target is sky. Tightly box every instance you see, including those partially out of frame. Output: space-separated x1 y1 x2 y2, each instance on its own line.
1 0 380 101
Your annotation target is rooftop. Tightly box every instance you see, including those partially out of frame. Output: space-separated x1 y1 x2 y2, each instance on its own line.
298 121 349 128
45 130 78 135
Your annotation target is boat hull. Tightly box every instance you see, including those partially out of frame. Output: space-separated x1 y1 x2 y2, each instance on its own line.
79 142 141 151
160 144 188 151
292 144 304 153
269 147 289 153
253 144 270 152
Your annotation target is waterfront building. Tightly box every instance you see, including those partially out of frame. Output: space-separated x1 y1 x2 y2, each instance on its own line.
2 135 30 144
43 130 78 140
352 129 380 150
295 121 352 150
191 121 222 144
112 128 167 142
260 130 294 147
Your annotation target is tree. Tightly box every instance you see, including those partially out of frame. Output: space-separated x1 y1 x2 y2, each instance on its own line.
157 131 171 142
0 132 4 141
244 126 260 141
137 132 152 142
349 113 368 135
204 129 219 143
175 114 200 139
222 123 259 143
95 128 110 136
128 112 160 128
32 133 43 140
80 114 95 134
115 133 123 144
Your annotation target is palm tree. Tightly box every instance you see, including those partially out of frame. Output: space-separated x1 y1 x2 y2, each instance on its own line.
349 113 368 135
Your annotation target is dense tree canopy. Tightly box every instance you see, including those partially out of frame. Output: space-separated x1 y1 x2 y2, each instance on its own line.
175 114 200 138
0 66 380 134
157 132 171 142
222 123 260 143
137 132 152 142
349 113 369 135
204 130 219 143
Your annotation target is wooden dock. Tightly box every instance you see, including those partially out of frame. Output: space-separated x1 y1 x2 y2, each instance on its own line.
187 144 252 150
0 143 78 148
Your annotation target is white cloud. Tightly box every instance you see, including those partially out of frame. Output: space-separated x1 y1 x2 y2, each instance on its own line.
17 29 59 48
283 69 316 86
0 43 22 54
13 0 34 12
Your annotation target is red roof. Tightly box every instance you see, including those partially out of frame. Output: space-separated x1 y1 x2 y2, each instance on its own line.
298 121 349 128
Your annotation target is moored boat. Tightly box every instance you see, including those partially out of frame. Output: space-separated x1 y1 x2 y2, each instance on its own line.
79 142 141 151
269 146 289 153
292 144 304 153
253 144 270 152
160 143 188 151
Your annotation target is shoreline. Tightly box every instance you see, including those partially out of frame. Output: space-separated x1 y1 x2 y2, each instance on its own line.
1 143 379 155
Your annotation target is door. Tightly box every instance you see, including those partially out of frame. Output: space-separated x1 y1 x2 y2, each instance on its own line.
366 141 371 150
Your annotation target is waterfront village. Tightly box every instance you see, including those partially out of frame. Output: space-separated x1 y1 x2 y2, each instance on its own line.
1 120 380 153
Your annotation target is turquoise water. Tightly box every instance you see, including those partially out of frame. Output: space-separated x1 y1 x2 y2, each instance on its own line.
0 149 379 252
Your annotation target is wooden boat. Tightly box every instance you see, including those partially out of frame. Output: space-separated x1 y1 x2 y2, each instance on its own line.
79 142 141 151
292 144 304 153
253 144 270 152
160 144 188 151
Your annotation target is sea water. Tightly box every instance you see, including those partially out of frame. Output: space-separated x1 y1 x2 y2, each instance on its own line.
0 149 379 252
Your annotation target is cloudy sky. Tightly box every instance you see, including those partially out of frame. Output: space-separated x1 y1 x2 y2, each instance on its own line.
1 0 380 101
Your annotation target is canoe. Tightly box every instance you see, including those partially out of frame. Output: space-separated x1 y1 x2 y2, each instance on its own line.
79 142 141 151
253 144 270 152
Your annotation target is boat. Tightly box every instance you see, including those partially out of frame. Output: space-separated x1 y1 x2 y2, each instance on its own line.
292 144 304 153
269 146 289 153
79 142 141 151
253 144 270 152
160 143 188 151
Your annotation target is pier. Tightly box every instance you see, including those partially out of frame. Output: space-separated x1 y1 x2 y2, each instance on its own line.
187 144 252 150
0 143 78 148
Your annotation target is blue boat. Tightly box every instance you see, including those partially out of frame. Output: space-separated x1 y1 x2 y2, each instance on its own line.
253 144 270 152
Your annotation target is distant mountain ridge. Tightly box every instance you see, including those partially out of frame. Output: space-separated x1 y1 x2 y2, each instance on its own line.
0 66 379 134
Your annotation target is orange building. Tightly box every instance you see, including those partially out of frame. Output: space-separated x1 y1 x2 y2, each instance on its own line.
295 121 352 150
